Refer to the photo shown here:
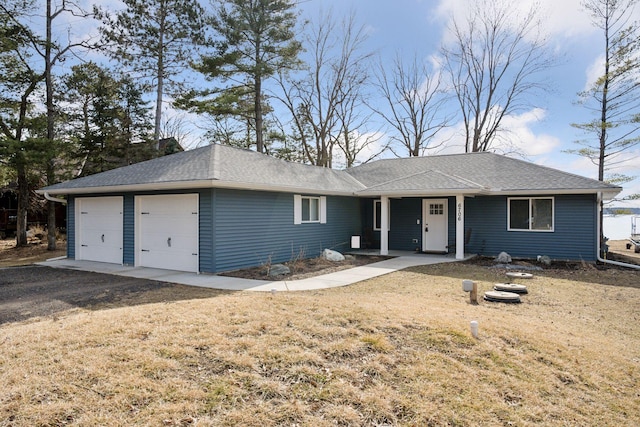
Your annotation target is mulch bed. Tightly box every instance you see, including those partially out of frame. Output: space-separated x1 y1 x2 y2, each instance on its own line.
219 255 393 281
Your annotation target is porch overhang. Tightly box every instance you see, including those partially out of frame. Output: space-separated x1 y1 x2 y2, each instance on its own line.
355 189 485 198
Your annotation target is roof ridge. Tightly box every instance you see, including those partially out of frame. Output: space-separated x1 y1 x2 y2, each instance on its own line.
356 169 440 191
211 144 220 180
432 169 486 189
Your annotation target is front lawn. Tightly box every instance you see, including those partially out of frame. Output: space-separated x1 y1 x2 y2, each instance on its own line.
1 260 638 426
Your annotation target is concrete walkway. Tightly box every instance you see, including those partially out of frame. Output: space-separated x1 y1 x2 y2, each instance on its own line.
39 253 471 292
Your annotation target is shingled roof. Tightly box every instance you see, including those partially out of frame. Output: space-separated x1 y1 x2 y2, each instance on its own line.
346 152 621 196
42 144 364 195
41 144 621 198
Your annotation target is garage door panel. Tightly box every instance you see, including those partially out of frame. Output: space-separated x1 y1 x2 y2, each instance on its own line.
139 214 198 232
82 231 121 246
76 197 123 264
136 194 199 273
139 195 197 215
139 250 198 272
81 214 122 231
139 233 198 251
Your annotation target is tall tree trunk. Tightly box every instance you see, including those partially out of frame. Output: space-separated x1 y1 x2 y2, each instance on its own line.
154 4 166 152
597 3 611 250
45 0 57 250
255 74 264 153
16 163 29 247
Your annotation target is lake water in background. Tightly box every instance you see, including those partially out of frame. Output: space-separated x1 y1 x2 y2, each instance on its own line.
603 215 638 240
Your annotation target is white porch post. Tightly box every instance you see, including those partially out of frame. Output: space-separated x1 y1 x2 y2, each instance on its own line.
455 194 465 260
380 196 389 255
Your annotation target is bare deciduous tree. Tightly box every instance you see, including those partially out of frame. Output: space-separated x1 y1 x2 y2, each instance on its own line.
277 10 373 167
441 0 553 153
372 55 450 157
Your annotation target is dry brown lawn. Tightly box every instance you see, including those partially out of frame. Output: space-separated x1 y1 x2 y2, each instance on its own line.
0 239 66 268
1 253 639 426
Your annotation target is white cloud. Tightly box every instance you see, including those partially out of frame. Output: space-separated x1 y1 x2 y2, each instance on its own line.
432 107 561 156
583 54 605 91
497 108 561 156
435 0 595 41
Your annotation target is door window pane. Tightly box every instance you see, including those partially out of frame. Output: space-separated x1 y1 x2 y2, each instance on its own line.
430 203 444 215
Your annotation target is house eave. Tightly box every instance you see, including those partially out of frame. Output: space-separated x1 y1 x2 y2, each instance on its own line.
37 179 356 197
488 188 622 199
355 189 485 197
353 187 622 199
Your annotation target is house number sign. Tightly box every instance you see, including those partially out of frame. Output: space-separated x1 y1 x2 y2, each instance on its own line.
457 202 462 222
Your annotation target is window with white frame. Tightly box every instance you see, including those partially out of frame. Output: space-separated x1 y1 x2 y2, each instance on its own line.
508 197 554 231
294 195 326 224
302 197 319 222
373 200 390 231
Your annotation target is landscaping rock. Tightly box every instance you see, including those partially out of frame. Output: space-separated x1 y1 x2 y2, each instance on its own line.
344 254 355 261
495 251 512 263
322 249 345 262
538 255 552 266
268 264 290 277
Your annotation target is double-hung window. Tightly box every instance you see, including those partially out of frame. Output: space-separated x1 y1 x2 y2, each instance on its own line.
508 197 554 232
294 195 326 224
302 197 320 222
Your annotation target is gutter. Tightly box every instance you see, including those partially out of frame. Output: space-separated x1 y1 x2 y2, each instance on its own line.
43 192 67 205
596 192 640 270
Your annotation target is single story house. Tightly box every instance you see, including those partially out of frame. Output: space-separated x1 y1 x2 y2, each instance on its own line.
38 143 621 273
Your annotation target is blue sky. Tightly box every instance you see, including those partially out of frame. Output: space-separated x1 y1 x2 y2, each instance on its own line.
298 0 640 207
55 0 639 206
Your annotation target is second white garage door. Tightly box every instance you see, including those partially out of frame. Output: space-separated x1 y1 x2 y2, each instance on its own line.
135 194 199 272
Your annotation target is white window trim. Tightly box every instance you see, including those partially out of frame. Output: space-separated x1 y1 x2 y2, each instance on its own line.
507 197 555 232
373 199 391 231
294 195 326 225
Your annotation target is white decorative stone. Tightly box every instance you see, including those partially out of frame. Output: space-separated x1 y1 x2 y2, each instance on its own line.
495 251 512 263
322 249 345 262
268 264 290 277
539 255 552 266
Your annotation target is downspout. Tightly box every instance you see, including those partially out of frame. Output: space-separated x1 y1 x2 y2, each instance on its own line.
43 192 67 205
596 192 640 270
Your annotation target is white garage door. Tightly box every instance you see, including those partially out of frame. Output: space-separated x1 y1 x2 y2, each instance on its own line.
76 196 123 264
136 194 199 272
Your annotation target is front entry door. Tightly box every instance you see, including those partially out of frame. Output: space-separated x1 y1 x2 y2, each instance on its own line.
422 199 448 253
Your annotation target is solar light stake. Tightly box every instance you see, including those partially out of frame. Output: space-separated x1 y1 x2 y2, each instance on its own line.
462 280 478 305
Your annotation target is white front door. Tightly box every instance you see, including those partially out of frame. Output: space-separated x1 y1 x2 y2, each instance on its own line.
76 196 123 264
136 194 199 272
422 199 448 253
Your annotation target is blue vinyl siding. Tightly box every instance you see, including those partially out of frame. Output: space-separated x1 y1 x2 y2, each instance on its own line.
123 195 135 265
212 189 361 272
389 198 422 251
464 194 597 261
447 197 457 252
64 189 598 271
199 190 215 273
67 197 75 259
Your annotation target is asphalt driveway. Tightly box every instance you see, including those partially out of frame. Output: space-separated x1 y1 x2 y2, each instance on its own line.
0 265 224 324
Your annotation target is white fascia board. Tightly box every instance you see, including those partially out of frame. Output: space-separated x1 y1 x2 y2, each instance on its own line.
488 188 622 199
355 189 485 198
38 179 356 197
354 187 622 199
